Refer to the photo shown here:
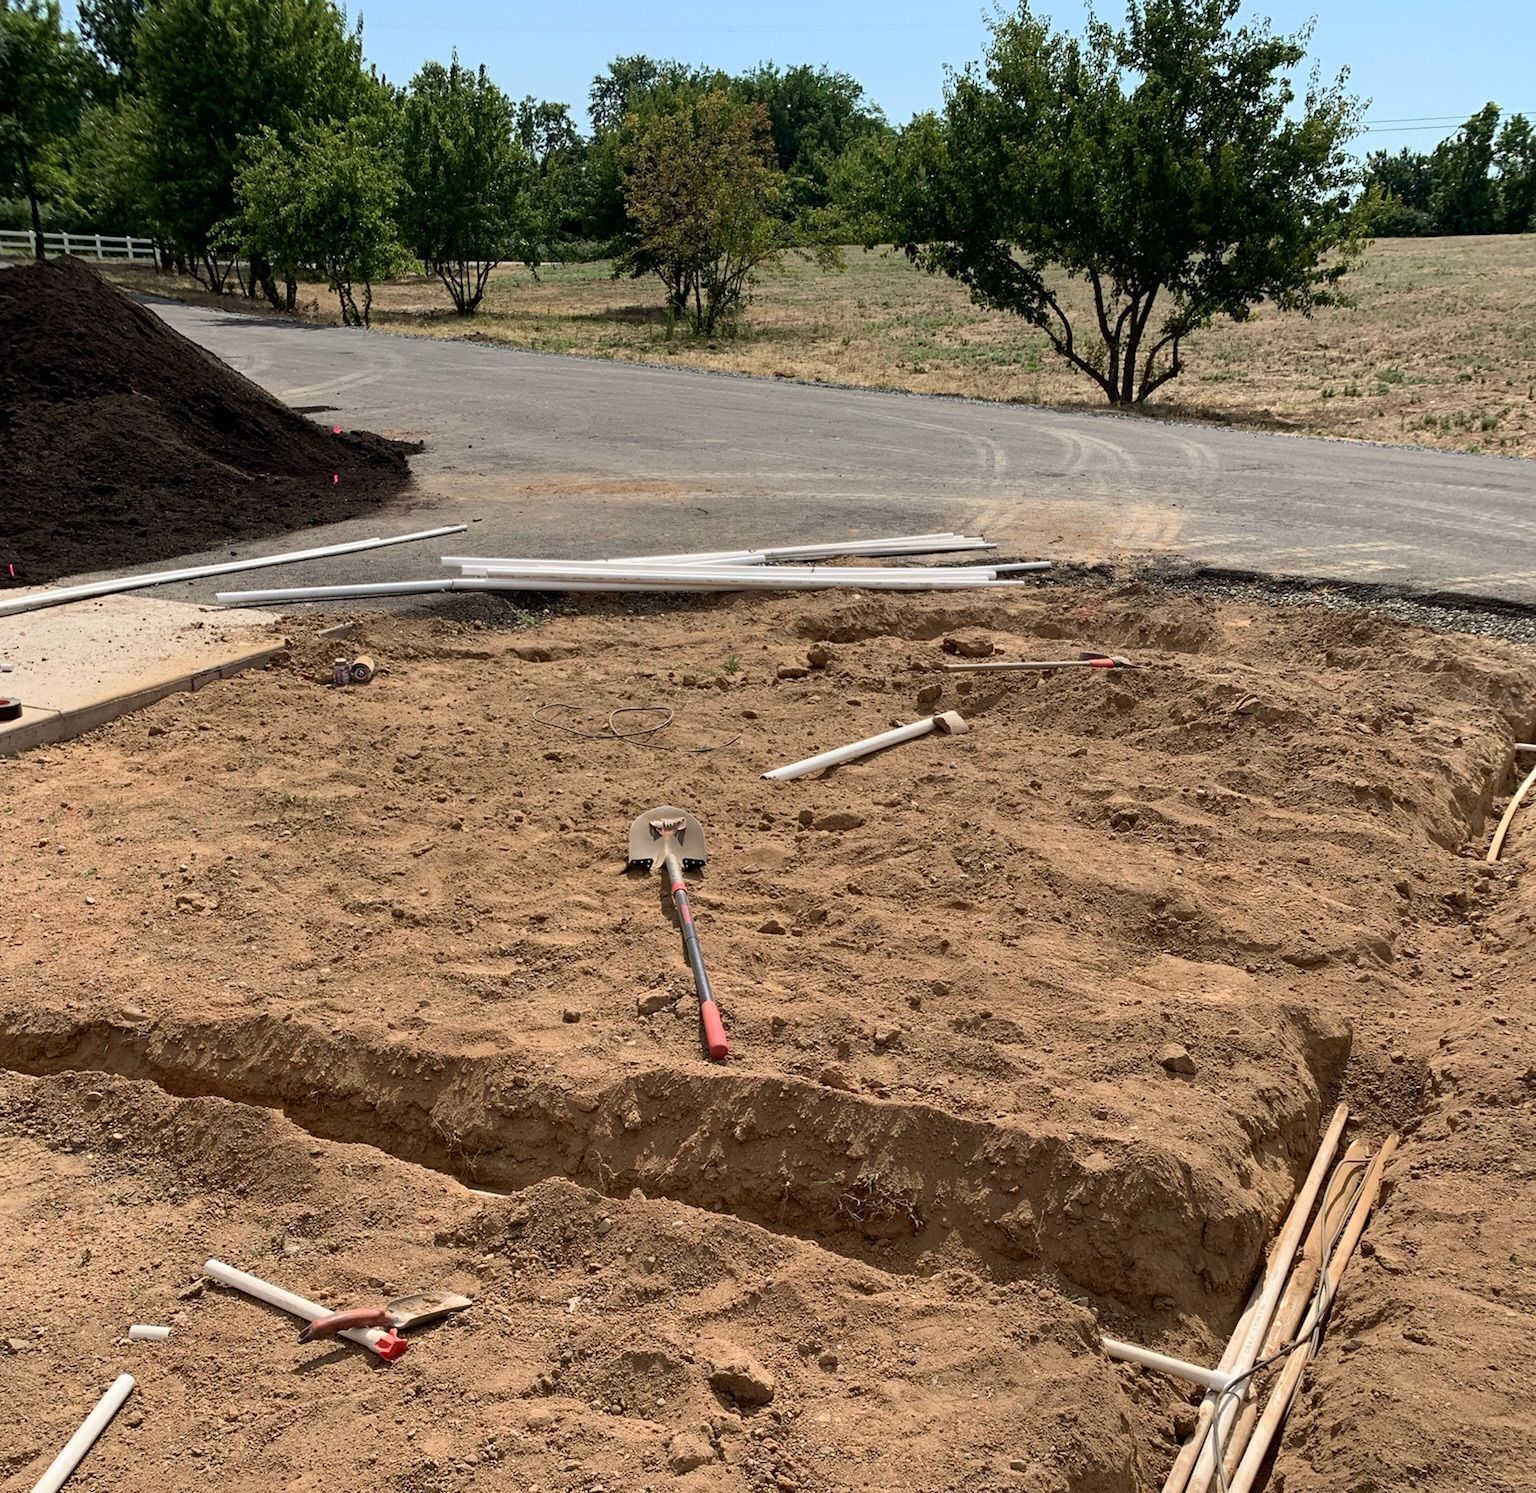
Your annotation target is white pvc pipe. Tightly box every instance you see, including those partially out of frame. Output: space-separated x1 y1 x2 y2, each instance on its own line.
126 1325 171 1342
0 526 468 619
763 710 969 781
202 1258 396 1357
1100 1337 1233 1393
444 558 1018 580
601 535 997 565
30 1373 135 1493
218 574 1034 604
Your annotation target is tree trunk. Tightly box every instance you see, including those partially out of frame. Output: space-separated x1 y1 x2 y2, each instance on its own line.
19 145 45 261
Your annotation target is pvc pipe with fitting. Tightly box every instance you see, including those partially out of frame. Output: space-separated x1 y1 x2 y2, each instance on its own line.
763 710 969 781
1100 1338 1234 1393
30 1373 135 1493
202 1258 407 1360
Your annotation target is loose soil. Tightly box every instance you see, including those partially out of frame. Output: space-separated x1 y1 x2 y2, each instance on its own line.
2 582 1534 1492
0 257 417 589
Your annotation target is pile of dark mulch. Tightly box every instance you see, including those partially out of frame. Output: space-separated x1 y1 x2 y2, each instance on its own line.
0 257 419 587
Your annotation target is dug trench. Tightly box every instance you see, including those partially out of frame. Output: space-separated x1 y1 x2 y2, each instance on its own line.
3 581 1535 1492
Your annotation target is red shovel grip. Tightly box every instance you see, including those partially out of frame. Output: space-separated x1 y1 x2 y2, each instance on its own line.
700 999 729 1061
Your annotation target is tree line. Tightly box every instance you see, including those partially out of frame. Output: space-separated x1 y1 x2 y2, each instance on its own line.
0 0 1418 407
1361 104 1536 237
0 0 886 327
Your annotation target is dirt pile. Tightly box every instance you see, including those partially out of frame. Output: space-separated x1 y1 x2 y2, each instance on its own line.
0 257 417 587
1 581 1535 1490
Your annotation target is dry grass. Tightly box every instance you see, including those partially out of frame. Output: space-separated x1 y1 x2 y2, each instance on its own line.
108 233 1536 457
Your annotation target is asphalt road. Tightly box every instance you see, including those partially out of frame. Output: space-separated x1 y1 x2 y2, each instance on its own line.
141 298 1536 605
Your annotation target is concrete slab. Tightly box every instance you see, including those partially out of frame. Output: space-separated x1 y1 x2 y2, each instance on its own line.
0 595 282 757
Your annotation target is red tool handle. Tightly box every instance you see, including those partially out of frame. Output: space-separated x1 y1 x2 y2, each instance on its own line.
699 999 729 1061
668 861 729 1062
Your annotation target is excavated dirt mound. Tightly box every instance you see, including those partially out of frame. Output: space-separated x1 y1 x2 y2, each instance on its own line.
2 581 1535 1492
0 257 417 587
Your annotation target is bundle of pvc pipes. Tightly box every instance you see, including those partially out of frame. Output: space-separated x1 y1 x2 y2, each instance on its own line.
1101 1104 1399 1493
216 532 1052 605
219 565 1046 605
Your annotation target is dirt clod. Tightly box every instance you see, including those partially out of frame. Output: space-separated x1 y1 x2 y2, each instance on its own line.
1159 1043 1198 1076
698 1338 776 1407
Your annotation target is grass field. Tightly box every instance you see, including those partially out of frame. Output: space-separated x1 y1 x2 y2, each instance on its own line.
110 233 1536 458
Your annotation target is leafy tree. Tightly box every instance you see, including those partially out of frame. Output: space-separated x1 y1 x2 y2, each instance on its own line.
735 62 888 210
584 54 721 244
72 95 160 238
0 0 95 256
1429 102 1500 235
133 0 375 294
620 88 832 335
877 0 1364 405
516 96 585 260
1360 145 1435 234
398 58 538 314
1494 112 1536 234
76 0 147 93
235 116 404 324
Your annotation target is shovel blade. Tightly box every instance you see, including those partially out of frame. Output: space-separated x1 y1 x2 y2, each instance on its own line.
627 805 708 871
384 1289 474 1331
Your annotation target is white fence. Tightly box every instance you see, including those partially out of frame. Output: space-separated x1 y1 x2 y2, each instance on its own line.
0 230 157 263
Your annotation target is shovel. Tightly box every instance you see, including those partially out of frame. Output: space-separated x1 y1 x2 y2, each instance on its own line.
296 1288 474 1345
627 805 729 1061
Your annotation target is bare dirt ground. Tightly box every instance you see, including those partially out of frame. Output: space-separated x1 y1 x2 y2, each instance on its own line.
107 235 1536 458
3 581 1536 1492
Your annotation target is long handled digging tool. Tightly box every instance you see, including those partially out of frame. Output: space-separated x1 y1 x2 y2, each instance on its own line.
939 650 1138 674
628 806 729 1061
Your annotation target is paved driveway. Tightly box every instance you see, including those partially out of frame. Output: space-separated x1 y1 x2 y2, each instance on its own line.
144 299 1536 604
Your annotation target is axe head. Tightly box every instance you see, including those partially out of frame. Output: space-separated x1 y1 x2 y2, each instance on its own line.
1079 652 1138 668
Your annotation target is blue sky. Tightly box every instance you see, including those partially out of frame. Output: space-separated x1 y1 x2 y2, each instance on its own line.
74 0 1536 150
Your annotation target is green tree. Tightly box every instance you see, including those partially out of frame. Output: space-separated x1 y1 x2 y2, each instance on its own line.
76 0 147 94
584 55 720 244
876 0 1365 405
735 62 889 210
0 0 94 256
71 95 159 238
1360 146 1436 236
398 58 538 314
133 0 375 294
235 116 404 325
620 88 832 335
1494 112 1536 234
1429 102 1500 235
516 95 584 261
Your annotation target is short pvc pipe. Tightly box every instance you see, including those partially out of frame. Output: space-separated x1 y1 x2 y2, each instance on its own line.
126 1324 171 1342
763 711 969 781
1100 1337 1234 1393
30 1373 135 1493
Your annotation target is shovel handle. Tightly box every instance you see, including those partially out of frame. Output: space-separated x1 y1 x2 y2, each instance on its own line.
666 858 729 1061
